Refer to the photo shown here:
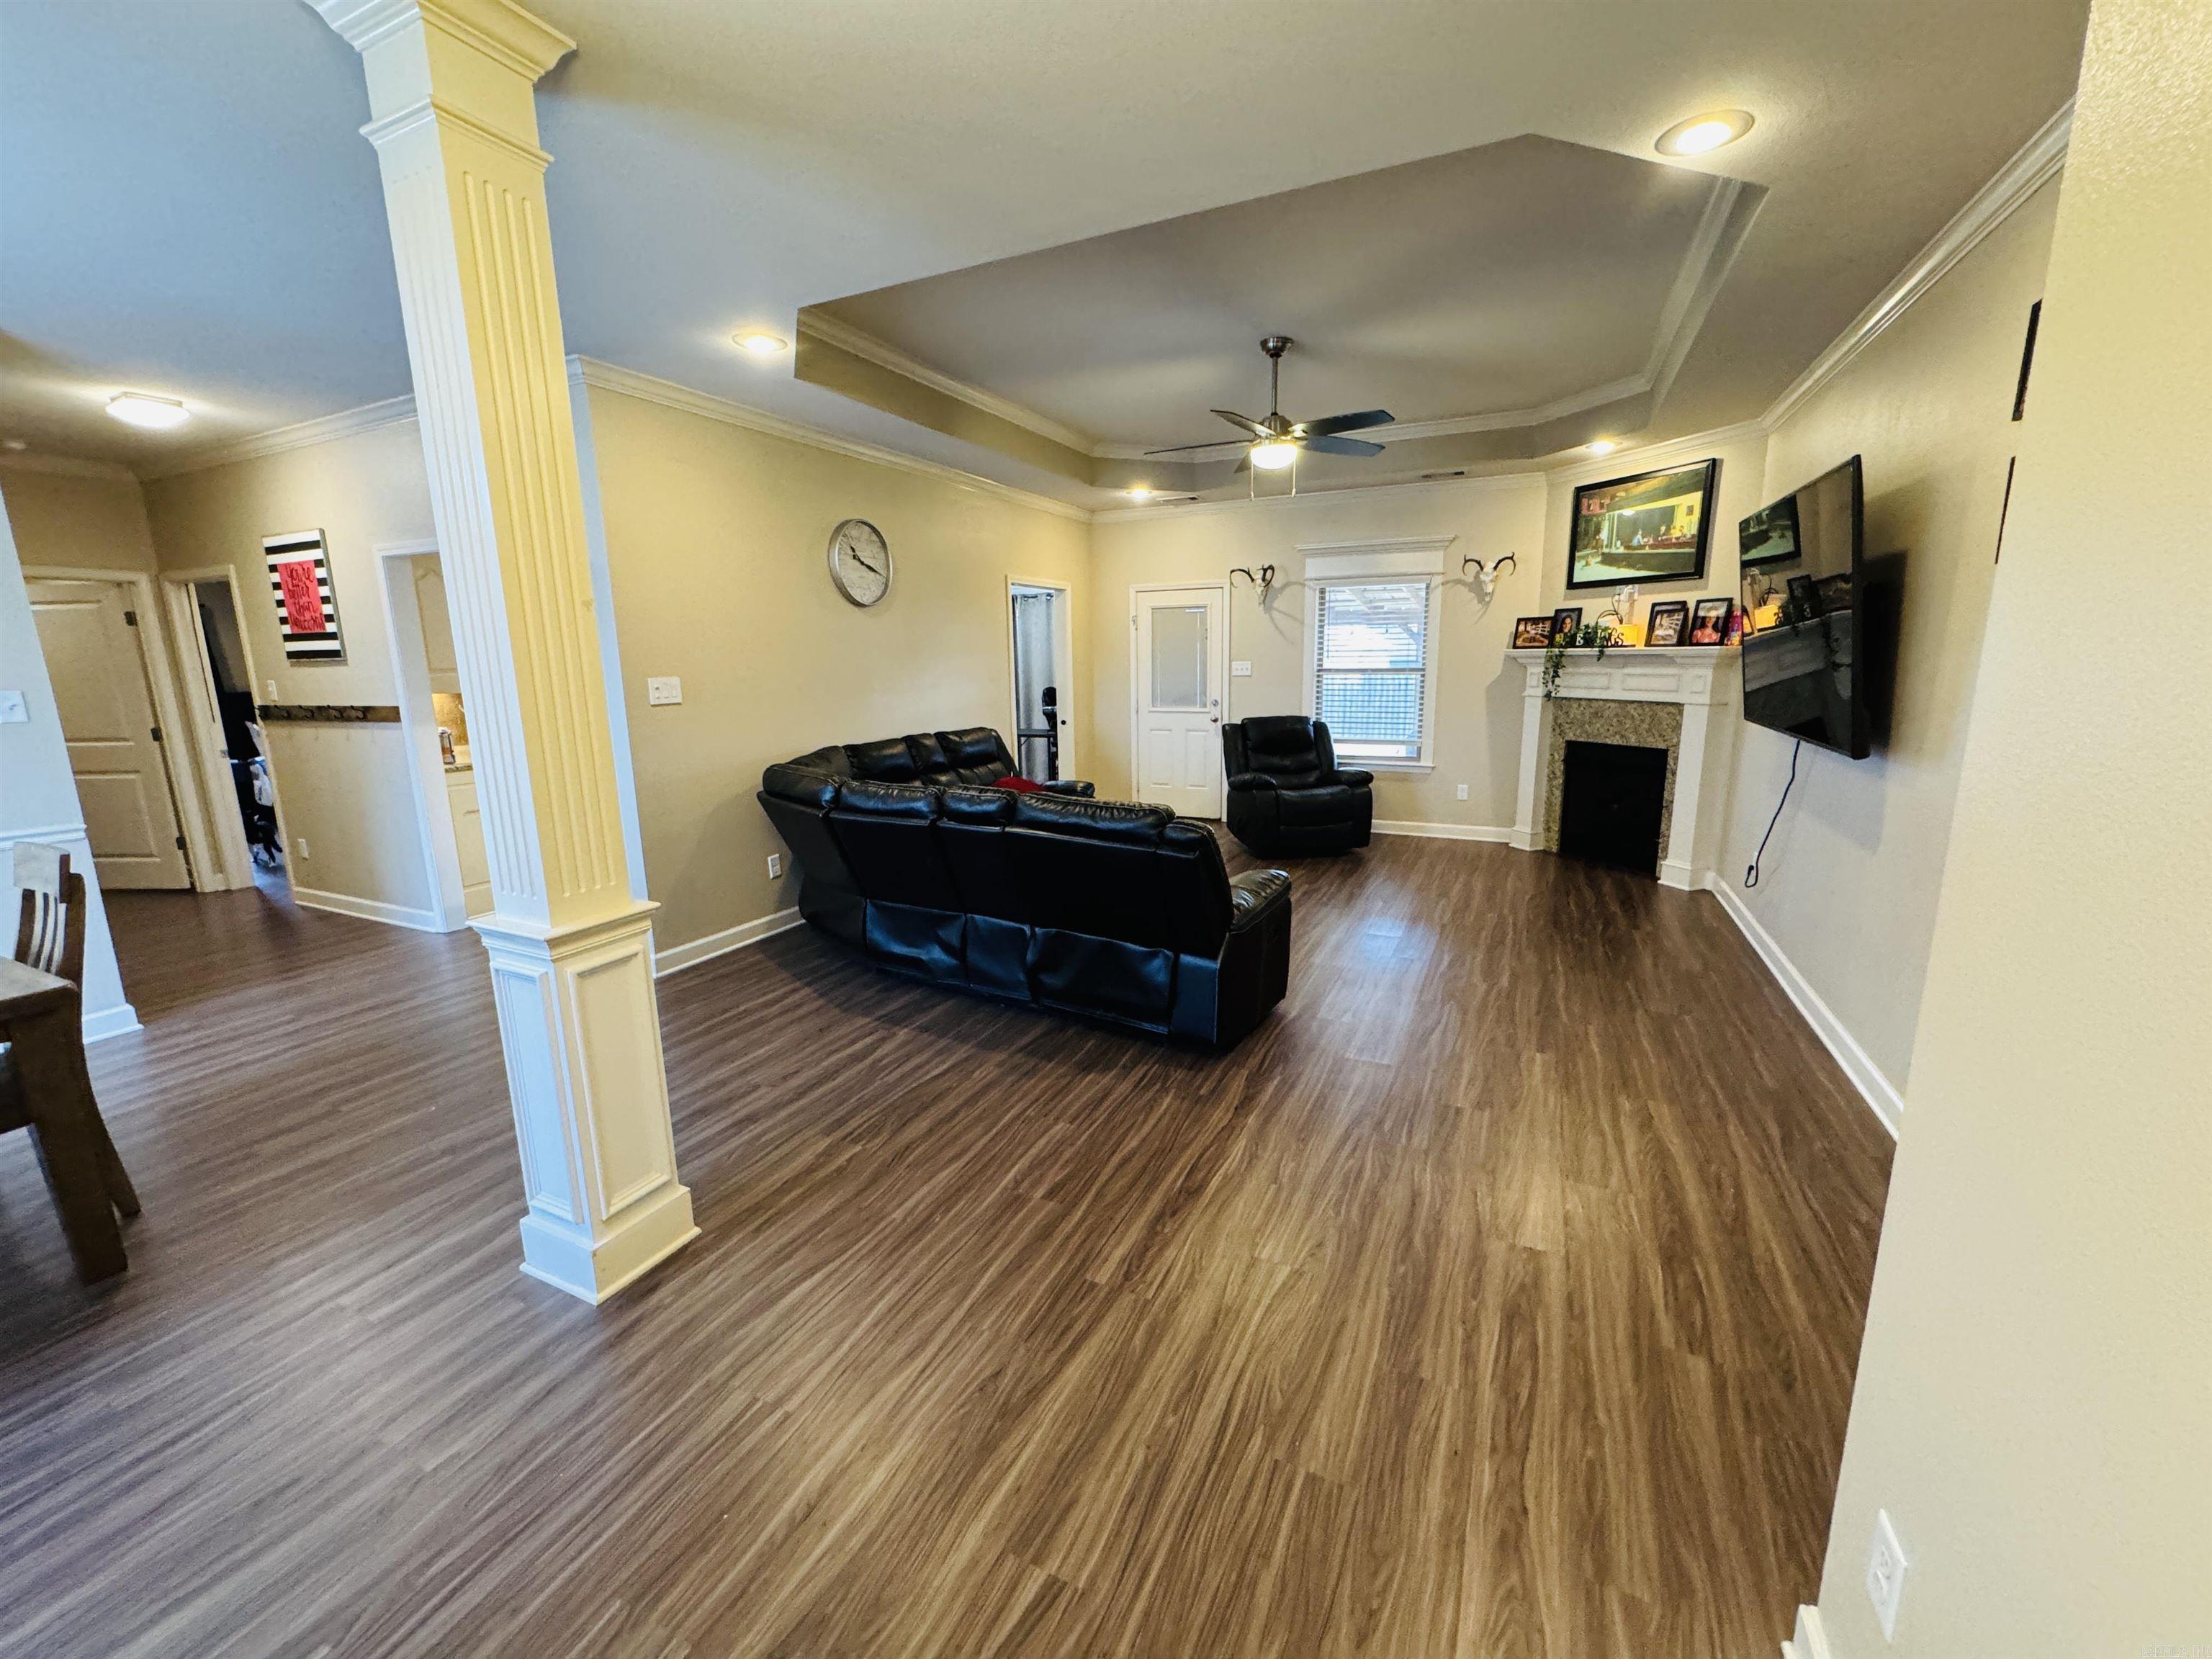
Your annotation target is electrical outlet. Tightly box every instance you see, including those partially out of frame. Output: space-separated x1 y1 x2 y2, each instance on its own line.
1455 783 1469 801
1865 1509 1908 1640
296 838 311 860
766 853 783 879
645 675 683 706
266 678 279 699
0 689 27 724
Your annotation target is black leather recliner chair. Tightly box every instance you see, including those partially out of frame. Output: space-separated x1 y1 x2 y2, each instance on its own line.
1221 716 1375 857
757 727 1292 1047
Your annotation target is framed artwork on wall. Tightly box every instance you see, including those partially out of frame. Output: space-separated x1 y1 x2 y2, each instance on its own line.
1567 458 1719 589
1512 615 1555 649
1644 600 1689 647
264 531 345 662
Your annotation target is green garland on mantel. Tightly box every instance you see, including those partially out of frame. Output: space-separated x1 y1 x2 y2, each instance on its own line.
1541 623 1619 700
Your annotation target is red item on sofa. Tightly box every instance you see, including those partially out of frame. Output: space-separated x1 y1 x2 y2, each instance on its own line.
992 774 1046 793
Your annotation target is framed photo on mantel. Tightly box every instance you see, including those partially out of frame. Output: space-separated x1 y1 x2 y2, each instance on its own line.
1567 459 1719 590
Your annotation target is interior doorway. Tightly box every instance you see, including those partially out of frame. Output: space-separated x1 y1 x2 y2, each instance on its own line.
378 540 491 930
163 567 287 896
25 571 198 890
1007 580 1073 783
1130 582 1228 818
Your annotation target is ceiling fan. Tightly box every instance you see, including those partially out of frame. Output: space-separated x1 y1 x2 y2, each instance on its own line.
1146 336 1393 470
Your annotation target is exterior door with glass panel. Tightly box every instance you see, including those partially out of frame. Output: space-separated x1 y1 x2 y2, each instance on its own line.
1133 585 1226 817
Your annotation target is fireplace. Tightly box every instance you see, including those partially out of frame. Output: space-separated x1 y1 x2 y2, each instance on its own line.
1558 740 1670 876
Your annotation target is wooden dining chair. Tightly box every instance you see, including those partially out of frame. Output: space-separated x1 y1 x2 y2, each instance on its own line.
1 842 139 1218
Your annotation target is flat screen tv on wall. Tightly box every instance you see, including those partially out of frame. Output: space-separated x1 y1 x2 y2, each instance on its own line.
1738 456 1871 758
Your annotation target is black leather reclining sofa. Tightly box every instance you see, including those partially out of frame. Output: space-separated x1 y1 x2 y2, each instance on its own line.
757 727 1292 1047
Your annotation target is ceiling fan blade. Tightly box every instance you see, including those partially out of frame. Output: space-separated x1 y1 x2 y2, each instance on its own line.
1303 434 1385 458
1300 408 1394 439
1143 437 1253 455
1211 409 1272 438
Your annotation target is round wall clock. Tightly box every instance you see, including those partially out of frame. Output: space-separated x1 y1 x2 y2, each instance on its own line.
827 518 892 608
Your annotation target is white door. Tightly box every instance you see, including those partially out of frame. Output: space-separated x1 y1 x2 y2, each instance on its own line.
27 578 192 889
1133 585 1226 817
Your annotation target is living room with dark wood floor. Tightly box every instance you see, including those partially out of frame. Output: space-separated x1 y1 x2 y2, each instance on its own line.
3 4 2206 1657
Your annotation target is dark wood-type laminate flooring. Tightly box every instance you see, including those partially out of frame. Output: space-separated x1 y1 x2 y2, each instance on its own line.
0 837 1892 1658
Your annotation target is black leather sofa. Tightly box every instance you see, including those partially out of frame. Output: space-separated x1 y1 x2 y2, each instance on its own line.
1221 716 1375 857
757 727 1292 1047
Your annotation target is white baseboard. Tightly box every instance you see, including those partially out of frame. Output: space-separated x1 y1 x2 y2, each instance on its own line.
1781 1603 1834 1659
291 886 453 935
83 1003 143 1043
1704 875 1904 1136
654 907 802 977
1372 819 1515 843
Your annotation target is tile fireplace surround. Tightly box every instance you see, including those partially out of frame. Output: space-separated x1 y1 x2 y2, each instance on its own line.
1506 646 1741 889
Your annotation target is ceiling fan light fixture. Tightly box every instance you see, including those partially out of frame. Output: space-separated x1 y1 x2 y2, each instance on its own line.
1655 109 1754 156
106 391 189 429
1250 439 1300 471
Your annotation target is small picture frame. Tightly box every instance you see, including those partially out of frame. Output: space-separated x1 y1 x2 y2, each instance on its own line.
1512 615 1555 649
1550 606 1583 642
1644 600 1689 647
1687 596 1733 647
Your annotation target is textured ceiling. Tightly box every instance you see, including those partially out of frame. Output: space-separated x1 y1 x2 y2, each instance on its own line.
0 0 2090 507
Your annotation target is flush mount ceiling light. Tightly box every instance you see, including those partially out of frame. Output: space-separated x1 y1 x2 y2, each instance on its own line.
106 392 189 429
1655 109 1754 156
732 329 788 357
1249 439 1300 471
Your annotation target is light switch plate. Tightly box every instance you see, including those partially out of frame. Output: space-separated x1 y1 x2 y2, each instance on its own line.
0 689 27 724
1865 1509 1908 1640
1456 784 1469 801
1231 660 1252 677
767 853 783 879
646 675 683 706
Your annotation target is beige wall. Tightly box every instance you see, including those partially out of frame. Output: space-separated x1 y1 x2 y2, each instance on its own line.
1712 184 2061 1103
583 384 1093 956
0 462 160 576
1812 2 2211 1651
140 422 439 918
1089 477 1548 829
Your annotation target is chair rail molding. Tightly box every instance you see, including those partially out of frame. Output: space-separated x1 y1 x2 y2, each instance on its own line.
312 0 695 1303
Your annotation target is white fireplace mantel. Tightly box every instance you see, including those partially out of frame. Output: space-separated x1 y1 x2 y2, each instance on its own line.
1506 646 1741 889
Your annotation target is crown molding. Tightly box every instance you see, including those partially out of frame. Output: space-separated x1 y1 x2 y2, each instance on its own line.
567 357 1093 524
796 313 1100 456
0 452 140 482
1645 176 1757 411
1092 467 1544 525
312 0 576 80
1763 97 2071 431
135 394 420 482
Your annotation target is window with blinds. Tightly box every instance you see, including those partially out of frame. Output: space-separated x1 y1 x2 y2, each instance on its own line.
1312 580 1431 761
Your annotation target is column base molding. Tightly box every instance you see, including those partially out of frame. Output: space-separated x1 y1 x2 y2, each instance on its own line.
476 901 696 1303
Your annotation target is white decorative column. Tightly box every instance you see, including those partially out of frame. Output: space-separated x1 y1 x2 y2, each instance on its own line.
313 0 694 1300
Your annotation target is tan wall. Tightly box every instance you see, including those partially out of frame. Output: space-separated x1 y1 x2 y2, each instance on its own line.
0 463 160 576
140 422 439 918
583 384 1093 955
1088 477 1548 829
1712 184 2059 1105
1812 3 2212 1650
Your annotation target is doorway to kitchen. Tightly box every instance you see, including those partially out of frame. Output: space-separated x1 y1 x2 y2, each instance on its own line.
1008 580 1074 784
377 540 491 930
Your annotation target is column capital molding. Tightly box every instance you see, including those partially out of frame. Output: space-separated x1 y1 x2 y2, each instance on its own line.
361 95 553 170
312 0 575 81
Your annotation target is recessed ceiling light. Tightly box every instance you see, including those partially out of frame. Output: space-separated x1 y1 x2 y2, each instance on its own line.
1250 439 1300 471
1655 109 1754 156
1124 485 1155 500
732 329 788 357
107 392 189 429
1586 439 1619 455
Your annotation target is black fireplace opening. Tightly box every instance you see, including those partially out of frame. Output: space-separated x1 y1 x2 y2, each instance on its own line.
1558 740 1669 876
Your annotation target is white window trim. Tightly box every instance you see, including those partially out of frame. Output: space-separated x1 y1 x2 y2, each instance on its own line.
1303 573 1441 772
